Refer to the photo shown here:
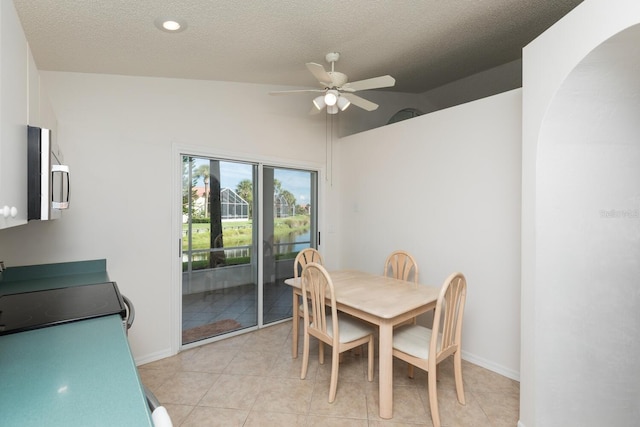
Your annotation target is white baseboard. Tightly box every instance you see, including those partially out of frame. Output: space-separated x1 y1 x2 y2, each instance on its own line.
135 348 174 366
133 346 522 383
461 350 520 382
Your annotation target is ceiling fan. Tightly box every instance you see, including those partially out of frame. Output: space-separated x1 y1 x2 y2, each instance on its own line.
269 52 396 114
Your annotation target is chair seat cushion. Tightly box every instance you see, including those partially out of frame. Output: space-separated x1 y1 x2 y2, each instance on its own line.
322 314 373 343
393 324 440 359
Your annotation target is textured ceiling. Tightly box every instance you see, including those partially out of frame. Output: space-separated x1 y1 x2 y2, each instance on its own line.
13 0 583 94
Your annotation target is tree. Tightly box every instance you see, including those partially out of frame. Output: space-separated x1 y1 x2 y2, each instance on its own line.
182 157 200 216
208 160 225 268
193 164 210 218
273 179 283 196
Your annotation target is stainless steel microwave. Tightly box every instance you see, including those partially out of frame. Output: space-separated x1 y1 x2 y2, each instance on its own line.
27 126 70 220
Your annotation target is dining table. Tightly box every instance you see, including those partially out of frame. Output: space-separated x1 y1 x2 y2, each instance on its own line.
284 269 441 419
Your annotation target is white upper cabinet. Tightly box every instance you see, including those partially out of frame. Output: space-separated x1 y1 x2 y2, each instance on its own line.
27 43 39 125
0 1 30 229
29 43 58 133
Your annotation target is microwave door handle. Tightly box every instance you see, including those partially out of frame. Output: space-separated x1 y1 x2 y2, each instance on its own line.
64 167 70 207
51 165 70 210
52 164 69 173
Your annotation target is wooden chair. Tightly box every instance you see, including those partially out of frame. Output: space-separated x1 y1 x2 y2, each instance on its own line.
294 248 323 318
384 250 419 285
300 262 374 403
392 272 467 427
384 250 420 329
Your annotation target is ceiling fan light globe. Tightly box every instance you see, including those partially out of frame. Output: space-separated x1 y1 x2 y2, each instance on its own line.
324 90 338 106
313 96 326 110
337 96 350 111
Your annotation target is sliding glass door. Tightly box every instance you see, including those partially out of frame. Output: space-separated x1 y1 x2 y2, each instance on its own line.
181 155 317 345
262 166 318 325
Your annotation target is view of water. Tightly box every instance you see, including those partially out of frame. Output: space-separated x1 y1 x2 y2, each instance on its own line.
185 229 310 264
273 230 310 254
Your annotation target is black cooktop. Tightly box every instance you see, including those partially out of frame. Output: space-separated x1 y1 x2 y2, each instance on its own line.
0 282 126 336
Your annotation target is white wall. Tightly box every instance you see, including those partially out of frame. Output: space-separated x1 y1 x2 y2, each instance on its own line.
0 72 331 361
0 66 523 381
522 1 640 426
334 89 522 378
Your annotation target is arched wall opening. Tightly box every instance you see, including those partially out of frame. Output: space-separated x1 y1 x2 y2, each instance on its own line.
534 23 640 426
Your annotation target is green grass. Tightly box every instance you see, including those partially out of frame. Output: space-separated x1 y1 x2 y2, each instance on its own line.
183 217 307 270
183 215 310 251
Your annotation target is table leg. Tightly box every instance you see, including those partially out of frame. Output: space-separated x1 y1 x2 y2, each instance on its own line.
379 320 394 419
292 289 299 358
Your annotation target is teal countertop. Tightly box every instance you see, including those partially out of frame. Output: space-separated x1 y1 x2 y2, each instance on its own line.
0 260 153 426
0 259 110 295
0 316 153 427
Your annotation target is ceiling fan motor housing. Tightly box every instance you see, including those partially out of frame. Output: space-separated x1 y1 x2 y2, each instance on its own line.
328 71 348 88
325 52 340 63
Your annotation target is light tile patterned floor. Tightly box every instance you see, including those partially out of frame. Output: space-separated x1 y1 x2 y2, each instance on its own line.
139 321 520 426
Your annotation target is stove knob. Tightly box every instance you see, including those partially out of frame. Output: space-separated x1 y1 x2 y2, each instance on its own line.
2 206 9 218
10 206 18 218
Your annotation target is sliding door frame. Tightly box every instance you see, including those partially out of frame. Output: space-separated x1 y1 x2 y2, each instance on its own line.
171 143 325 354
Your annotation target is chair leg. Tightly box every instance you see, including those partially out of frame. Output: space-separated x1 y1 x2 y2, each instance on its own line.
366 338 374 381
292 293 299 358
301 331 310 379
319 342 324 365
453 351 466 404
329 349 340 403
428 367 441 427
407 363 415 379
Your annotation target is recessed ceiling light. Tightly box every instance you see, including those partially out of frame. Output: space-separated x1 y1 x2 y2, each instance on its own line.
154 17 187 33
162 20 181 31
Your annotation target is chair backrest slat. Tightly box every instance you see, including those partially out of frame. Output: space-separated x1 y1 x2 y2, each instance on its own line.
294 248 323 279
384 250 419 285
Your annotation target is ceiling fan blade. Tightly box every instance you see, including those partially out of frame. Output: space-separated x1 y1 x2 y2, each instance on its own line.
306 63 332 85
341 75 396 92
268 89 325 96
342 93 379 111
